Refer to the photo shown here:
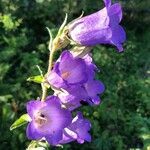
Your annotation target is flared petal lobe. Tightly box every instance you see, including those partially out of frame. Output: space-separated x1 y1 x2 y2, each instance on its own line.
26 122 43 140
103 0 111 7
110 25 126 52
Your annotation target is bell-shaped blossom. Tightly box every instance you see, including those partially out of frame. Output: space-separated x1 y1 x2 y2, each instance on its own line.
47 50 87 88
26 96 72 146
59 112 91 144
68 0 126 52
52 52 104 110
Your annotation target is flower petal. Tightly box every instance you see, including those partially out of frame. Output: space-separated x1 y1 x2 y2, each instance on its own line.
26 122 43 140
26 100 44 118
59 51 88 84
59 131 75 144
47 63 67 88
67 112 91 144
103 0 111 8
111 25 126 52
109 3 122 25
57 89 81 111
85 80 105 97
69 8 111 46
44 96 72 133
45 130 63 146
91 96 101 105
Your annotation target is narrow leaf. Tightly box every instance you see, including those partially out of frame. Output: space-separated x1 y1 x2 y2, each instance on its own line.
10 114 31 131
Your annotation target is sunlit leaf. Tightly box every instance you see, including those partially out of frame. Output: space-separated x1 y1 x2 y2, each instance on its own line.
10 114 31 131
27 75 44 84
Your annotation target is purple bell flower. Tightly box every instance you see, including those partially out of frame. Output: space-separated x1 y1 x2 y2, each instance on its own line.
26 96 72 146
47 50 88 88
59 112 91 144
51 52 105 110
68 0 126 52
55 54 105 111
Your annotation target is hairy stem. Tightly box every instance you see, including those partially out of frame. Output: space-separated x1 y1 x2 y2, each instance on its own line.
47 46 55 74
41 83 47 101
41 45 56 101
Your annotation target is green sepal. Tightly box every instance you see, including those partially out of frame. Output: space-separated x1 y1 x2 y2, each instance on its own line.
10 114 31 131
27 75 44 84
57 13 68 36
46 27 53 51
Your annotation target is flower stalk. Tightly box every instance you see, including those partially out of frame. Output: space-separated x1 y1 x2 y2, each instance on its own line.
41 15 69 101
41 42 56 101
41 27 55 101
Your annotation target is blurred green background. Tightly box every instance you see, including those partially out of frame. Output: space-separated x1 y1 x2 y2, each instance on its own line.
0 0 150 149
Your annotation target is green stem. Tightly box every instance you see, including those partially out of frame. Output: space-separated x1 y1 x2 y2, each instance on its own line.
41 45 56 101
41 83 47 101
47 46 55 74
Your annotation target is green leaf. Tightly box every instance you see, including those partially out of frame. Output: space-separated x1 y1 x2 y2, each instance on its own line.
27 75 44 83
10 114 31 131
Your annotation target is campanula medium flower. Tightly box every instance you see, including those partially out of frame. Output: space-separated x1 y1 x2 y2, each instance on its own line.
67 0 126 52
47 50 87 88
59 112 91 144
26 96 71 146
52 51 105 110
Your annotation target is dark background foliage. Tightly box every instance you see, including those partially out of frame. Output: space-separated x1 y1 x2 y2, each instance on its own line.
0 0 149 149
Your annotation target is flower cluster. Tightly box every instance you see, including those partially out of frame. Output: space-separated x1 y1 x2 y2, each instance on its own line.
26 50 104 146
11 0 126 148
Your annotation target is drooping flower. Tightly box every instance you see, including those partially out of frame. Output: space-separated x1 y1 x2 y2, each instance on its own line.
26 96 72 146
47 50 88 89
59 112 91 144
67 0 126 52
51 52 105 110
